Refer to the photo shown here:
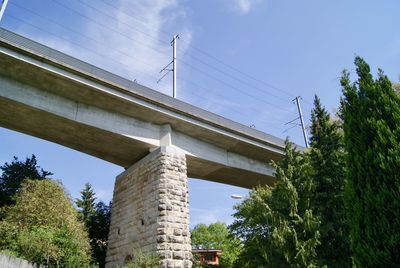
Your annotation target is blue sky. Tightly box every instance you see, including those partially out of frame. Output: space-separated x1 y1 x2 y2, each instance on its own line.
0 0 399 227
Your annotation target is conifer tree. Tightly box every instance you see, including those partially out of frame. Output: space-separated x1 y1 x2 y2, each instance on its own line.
340 57 400 266
76 183 111 268
231 141 320 267
76 182 97 223
309 96 351 267
0 155 52 208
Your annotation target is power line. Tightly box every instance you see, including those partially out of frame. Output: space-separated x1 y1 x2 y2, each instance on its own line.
6 2 306 134
6 14 162 87
178 79 292 126
8 3 172 87
99 0 303 102
51 0 170 58
75 0 170 46
178 59 297 115
72 0 309 108
6 11 292 130
57 1 297 114
52 0 296 110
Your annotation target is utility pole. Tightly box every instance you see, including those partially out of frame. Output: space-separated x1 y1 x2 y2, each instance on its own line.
172 34 178 98
0 0 9 22
158 34 179 98
294 96 309 148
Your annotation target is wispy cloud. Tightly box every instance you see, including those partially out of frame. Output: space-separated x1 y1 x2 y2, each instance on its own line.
84 0 192 95
230 0 264 15
15 0 192 96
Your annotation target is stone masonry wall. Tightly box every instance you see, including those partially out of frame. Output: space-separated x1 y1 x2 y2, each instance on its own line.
106 147 192 268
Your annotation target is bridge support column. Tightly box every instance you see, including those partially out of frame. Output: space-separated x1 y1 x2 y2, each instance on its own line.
106 147 192 268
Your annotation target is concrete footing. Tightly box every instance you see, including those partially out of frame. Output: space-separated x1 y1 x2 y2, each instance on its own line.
106 147 192 268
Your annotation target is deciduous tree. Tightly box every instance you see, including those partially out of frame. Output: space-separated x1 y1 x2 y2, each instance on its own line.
0 179 92 267
191 222 241 268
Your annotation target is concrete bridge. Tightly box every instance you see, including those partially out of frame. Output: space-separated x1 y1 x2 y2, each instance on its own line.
0 28 285 267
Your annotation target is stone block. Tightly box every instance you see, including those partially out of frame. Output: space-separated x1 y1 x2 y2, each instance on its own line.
106 148 192 268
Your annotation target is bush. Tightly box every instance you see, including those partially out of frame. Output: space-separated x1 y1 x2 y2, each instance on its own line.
0 179 92 267
118 249 160 268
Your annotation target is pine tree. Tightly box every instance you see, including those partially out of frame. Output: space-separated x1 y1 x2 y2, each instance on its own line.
340 57 400 266
91 201 111 268
230 141 320 267
76 183 111 268
76 182 97 223
309 96 351 267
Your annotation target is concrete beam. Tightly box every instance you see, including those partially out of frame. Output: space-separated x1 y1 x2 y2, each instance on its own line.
0 28 289 188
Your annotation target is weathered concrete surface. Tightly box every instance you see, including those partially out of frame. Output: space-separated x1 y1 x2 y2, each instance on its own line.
106 147 192 268
0 28 288 188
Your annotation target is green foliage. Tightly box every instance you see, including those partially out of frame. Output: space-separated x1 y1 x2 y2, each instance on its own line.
0 179 92 267
231 141 320 268
117 249 160 268
340 57 400 266
76 183 97 222
309 96 351 267
0 155 52 208
191 222 241 268
76 183 111 268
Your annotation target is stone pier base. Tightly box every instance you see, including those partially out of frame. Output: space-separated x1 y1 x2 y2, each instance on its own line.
105 147 192 268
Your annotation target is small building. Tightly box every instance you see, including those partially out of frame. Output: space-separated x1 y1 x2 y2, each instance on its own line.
192 249 222 266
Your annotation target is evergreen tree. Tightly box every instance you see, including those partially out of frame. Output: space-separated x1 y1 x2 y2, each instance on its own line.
340 57 400 266
76 182 97 223
230 141 320 267
0 155 52 207
91 201 111 268
309 96 351 267
76 183 111 268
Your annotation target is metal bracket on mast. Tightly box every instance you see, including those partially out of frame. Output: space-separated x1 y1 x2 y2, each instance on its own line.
157 35 179 98
293 96 309 148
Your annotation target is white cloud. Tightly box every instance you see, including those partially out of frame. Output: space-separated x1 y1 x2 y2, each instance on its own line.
231 0 264 15
16 0 192 96
84 0 192 95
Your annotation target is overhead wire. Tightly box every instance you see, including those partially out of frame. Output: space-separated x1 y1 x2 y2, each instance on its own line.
9 1 167 75
5 13 162 87
52 0 298 115
6 5 291 129
98 0 298 105
6 0 306 131
51 0 169 58
79 0 309 108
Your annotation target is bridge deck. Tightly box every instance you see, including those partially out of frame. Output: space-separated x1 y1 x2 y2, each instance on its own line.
0 28 288 188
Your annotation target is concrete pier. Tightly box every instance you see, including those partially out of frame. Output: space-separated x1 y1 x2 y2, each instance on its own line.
106 147 192 268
